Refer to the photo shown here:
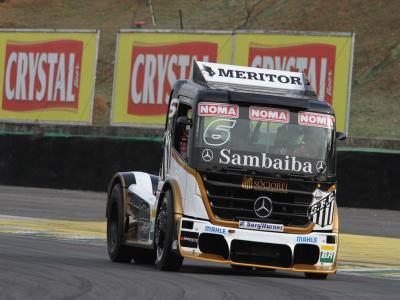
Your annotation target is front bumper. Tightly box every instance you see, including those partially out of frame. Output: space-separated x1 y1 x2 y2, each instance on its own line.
178 217 338 274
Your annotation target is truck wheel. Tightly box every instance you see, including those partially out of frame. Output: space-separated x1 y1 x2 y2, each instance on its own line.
154 189 183 271
107 183 133 263
132 248 156 264
305 272 328 279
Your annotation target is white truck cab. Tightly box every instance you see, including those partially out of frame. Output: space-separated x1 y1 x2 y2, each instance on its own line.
106 61 344 279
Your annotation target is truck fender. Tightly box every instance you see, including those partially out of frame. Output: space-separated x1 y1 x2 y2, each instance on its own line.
159 178 183 216
158 178 184 255
106 172 159 218
106 172 135 219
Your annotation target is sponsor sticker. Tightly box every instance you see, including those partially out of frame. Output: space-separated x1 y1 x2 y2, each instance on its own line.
2 39 83 111
168 98 179 119
204 225 227 235
249 106 289 123
239 220 283 232
308 189 336 227
321 245 335 251
198 102 239 118
219 149 314 173
320 245 335 263
203 118 236 147
296 236 318 244
197 61 305 91
180 231 199 248
298 112 335 129
241 176 288 193
172 240 178 250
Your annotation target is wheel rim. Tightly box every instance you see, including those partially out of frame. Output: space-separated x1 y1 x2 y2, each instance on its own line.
155 199 168 260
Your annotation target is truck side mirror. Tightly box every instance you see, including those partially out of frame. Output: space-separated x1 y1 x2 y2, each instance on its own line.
336 131 346 141
176 116 192 127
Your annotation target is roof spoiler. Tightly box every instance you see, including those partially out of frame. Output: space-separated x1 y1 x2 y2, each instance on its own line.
192 60 312 93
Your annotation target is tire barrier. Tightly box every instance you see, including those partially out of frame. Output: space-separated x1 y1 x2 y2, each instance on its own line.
0 134 398 210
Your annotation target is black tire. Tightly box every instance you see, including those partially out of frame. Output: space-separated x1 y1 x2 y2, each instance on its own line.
107 184 133 263
132 248 156 265
154 189 183 271
305 272 328 280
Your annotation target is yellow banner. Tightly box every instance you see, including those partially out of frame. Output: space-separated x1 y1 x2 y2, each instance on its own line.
0 30 99 125
111 31 232 127
234 32 354 133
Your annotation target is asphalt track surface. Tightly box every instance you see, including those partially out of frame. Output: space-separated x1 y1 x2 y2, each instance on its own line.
1 185 399 299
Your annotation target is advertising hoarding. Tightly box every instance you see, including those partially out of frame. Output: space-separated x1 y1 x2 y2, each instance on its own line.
234 31 354 133
111 30 233 127
0 29 99 125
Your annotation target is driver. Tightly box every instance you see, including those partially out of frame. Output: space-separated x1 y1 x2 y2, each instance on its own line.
294 127 326 158
273 124 303 155
179 127 189 160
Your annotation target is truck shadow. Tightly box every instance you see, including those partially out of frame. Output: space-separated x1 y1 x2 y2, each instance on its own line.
129 260 304 279
179 264 303 279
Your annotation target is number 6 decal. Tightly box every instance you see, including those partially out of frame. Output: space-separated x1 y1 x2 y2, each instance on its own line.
203 119 236 146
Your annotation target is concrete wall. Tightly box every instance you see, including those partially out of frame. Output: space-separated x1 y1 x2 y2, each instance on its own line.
0 133 398 210
337 149 399 210
0 134 162 191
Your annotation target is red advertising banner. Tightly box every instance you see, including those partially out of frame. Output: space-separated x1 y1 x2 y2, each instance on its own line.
3 40 83 111
234 32 354 133
111 31 233 127
0 30 99 125
249 44 336 104
128 42 217 116
111 30 353 132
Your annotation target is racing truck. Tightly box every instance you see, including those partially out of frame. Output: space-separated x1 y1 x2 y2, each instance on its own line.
106 61 345 279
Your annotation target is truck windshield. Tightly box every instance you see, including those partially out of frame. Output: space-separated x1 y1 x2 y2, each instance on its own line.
192 103 335 176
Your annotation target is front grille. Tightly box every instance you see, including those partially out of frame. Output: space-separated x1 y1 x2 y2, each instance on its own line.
201 171 313 226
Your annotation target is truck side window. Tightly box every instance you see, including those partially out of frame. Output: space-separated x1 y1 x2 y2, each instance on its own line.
173 102 192 161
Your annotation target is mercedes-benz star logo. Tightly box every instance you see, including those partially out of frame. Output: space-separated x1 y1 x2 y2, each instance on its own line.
201 148 213 162
254 196 273 218
316 161 327 173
